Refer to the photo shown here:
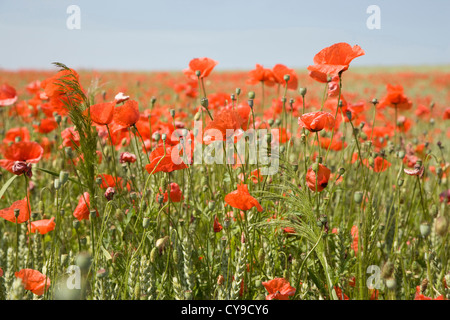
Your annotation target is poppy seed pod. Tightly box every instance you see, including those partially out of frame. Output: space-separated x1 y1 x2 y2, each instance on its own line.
235 88 241 96
420 223 431 238
161 133 167 141
299 87 307 96
195 70 201 77
283 74 290 82
248 91 255 99
154 132 161 142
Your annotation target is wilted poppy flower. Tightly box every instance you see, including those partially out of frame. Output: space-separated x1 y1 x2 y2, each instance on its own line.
183 57 218 80
404 164 424 177
119 152 137 163
87 102 115 126
213 215 223 232
224 184 263 212
113 100 140 128
308 42 365 83
272 64 298 90
114 92 130 104
73 192 97 221
104 187 115 201
306 163 331 192
0 198 30 223
247 64 276 87
0 141 44 174
15 269 50 296
298 111 335 133
262 278 296 300
29 217 56 235
0 83 18 106
439 190 450 204
145 143 188 174
378 84 412 110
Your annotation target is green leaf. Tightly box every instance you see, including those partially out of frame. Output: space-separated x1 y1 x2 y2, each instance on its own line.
0 174 18 201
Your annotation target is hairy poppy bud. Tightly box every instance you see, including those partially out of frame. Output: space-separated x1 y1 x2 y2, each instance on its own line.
435 216 448 237
55 114 62 124
354 191 363 204
398 178 404 187
420 223 431 238
230 94 236 101
299 87 307 96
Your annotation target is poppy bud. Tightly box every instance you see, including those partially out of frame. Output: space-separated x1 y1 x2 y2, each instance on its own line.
200 97 209 109
301 134 306 143
360 132 367 141
280 146 285 154
268 119 274 126
59 171 69 185
54 178 61 190
143 217 150 229
397 178 404 187
235 88 241 96
73 220 80 230
105 187 115 201
283 74 290 82
435 216 448 237
169 109 175 118
97 268 108 279
150 247 158 263
371 98 379 105
150 96 157 105
55 114 62 124
154 132 161 142
95 177 103 186
368 157 375 167
354 191 363 204
248 99 254 108
275 119 281 127
281 97 286 103
420 223 431 238
346 110 352 121
248 91 255 100
195 70 201 77
266 134 272 144
338 167 345 175
208 201 215 211
230 94 236 101
299 87 307 96
155 236 169 251
161 133 167 141
14 208 20 219
385 278 396 290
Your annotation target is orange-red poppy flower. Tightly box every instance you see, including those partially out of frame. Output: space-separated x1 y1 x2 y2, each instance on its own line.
363 156 391 172
73 192 98 221
213 215 223 233
305 163 331 192
298 111 335 133
87 102 115 125
0 83 18 106
224 184 263 212
157 182 184 203
60 127 80 149
0 141 44 174
334 286 349 300
203 108 244 144
272 64 298 90
414 286 445 300
0 198 30 224
3 127 30 144
247 64 276 87
33 118 58 134
15 269 50 296
378 84 412 110
308 42 365 83
40 68 81 99
113 100 140 128
262 278 296 300
183 57 218 80
145 143 188 174
351 225 359 254
28 217 56 235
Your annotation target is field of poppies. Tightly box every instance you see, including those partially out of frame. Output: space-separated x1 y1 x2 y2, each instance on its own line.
0 43 449 301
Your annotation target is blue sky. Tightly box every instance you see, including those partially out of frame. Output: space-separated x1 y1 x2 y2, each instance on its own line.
1 0 449 71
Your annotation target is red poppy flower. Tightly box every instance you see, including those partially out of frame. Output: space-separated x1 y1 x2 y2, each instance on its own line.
308 42 365 83
363 156 391 172
28 217 56 235
157 182 184 203
73 192 98 221
183 57 218 80
3 127 30 144
40 68 81 98
414 286 445 300
247 64 276 87
305 163 331 192
97 174 124 190
0 141 44 174
15 269 50 296
87 102 115 125
113 100 140 128
272 64 298 90
0 83 18 106
145 143 188 174
262 278 296 300
378 84 412 110
119 152 137 163
224 184 263 212
404 164 424 177
334 286 349 300
351 225 359 254
33 118 58 134
298 111 335 133
60 127 80 149
203 108 244 144
0 198 30 224
213 215 223 233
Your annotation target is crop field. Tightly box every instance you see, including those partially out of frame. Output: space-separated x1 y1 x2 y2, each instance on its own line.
0 43 449 302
